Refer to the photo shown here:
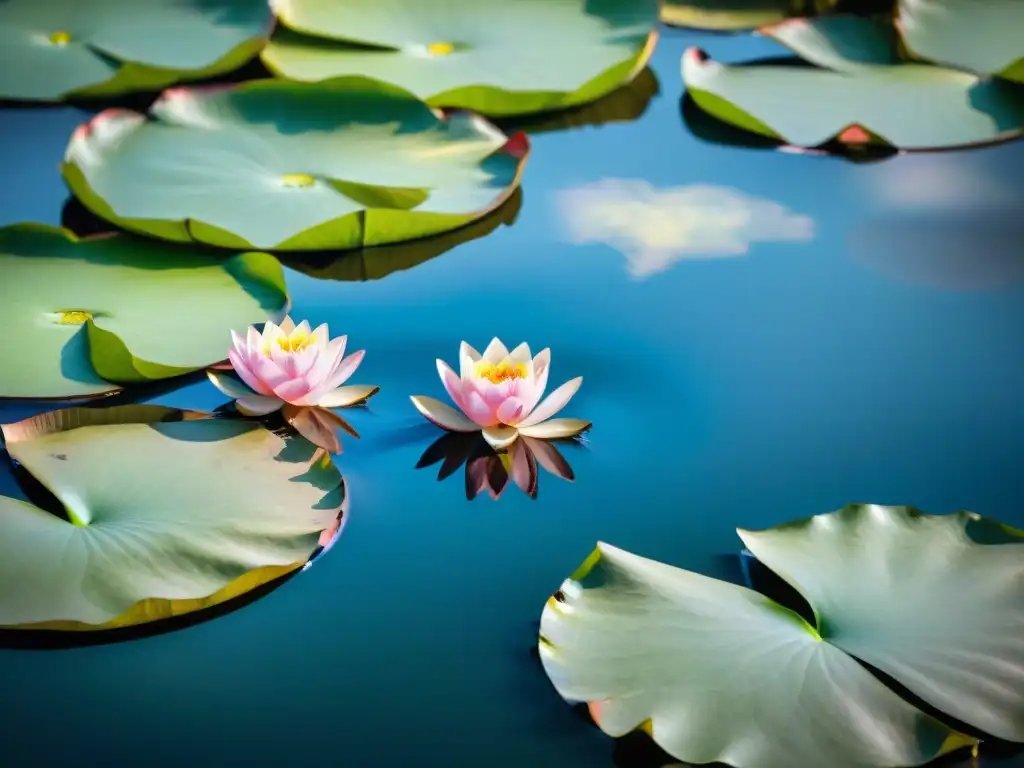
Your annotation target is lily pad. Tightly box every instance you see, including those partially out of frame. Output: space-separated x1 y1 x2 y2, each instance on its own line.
282 187 522 282
62 79 528 251
681 16 1024 150
898 0 1024 83
261 0 659 117
739 504 1024 741
0 0 273 102
540 541 974 768
0 225 288 399
0 405 344 630
661 0 799 30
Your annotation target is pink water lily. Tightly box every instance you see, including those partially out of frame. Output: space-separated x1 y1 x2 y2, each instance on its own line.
411 338 590 449
209 317 378 416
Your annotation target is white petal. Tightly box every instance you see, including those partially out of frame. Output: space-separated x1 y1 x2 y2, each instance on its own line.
410 395 479 432
246 325 263 355
518 377 583 428
508 342 532 365
482 337 510 364
279 316 296 335
459 341 481 379
207 370 255 399
316 385 380 408
518 418 590 440
482 425 519 450
236 395 285 416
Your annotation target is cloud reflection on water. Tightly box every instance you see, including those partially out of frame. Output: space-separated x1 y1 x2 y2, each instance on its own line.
556 179 814 278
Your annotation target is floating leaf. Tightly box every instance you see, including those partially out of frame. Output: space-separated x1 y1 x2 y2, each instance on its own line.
282 187 522 282
0 225 288 399
0 0 273 102
540 541 974 768
681 16 1024 150
62 79 528 251
661 0 798 30
739 504 1024 741
261 0 659 117
0 405 344 630
898 0 1024 83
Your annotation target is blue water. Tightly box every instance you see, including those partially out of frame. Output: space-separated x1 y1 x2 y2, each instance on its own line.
2 27 1023 768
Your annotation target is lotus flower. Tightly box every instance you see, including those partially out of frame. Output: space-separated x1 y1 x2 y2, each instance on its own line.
411 338 590 450
208 317 378 453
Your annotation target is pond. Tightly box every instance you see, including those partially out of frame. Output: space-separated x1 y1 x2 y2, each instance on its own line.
1 19 1023 768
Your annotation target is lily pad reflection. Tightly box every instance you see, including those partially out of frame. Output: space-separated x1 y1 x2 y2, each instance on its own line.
0 405 345 639
416 431 575 500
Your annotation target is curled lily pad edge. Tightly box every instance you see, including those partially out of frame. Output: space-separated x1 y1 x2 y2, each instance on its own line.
60 77 532 253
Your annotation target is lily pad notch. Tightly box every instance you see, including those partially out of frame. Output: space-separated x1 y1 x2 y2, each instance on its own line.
61 78 530 251
681 14 1024 152
0 405 346 632
540 504 1024 768
0 0 275 102
261 0 661 117
0 224 289 400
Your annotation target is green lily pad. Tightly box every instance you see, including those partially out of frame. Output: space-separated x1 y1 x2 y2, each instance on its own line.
0 0 272 102
739 504 1024 741
0 405 344 630
682 16 1024 150
540 541 975 768
283 186 522 281
898 0 1024 83
661 0 798 30
260 0 659 117
62 78 528 251
0 224 288 399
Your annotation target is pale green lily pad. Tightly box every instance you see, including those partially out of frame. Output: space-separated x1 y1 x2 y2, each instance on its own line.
62 79 527 251
898 0 1024 83
740 504 1024 741
0 0 272 102
0 405 344 630
261 0 659 117
540 542 974 768
0 224 288 399
682 16 1024 150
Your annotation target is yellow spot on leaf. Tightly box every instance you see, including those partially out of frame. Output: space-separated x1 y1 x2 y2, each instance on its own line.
49 30 72 46
427 41 455 56
281 173 315 188
55 310 92 325
474 360 527 384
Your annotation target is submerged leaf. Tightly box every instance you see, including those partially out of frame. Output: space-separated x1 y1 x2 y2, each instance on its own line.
0 405 344 630
262 0 659 116
0 0 273 101
62 79 528 251
0 225 288 399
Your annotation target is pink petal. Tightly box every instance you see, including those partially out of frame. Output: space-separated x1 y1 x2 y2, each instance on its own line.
463 389 500 427
482 337 509 364
273 377 315 404
251 354 294 391
302 336 346 391
518 418 591 440
410 395 479 432
497 397 525 426
236 394 285 416
436 359 467 410
228 349 274 396
230 329 249 359
279 316 296 335
459 341 481 379
246 325 262 355
322 349 365 391
517 377 582 428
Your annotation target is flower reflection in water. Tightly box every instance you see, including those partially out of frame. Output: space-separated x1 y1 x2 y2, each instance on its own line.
416 431 576 500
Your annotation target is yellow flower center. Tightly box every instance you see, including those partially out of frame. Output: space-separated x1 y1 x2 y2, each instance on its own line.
426 41 455 56
264 330 315 355
474 360 527 384
281 173 315 188
55 310 92 325
49 30 72 46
